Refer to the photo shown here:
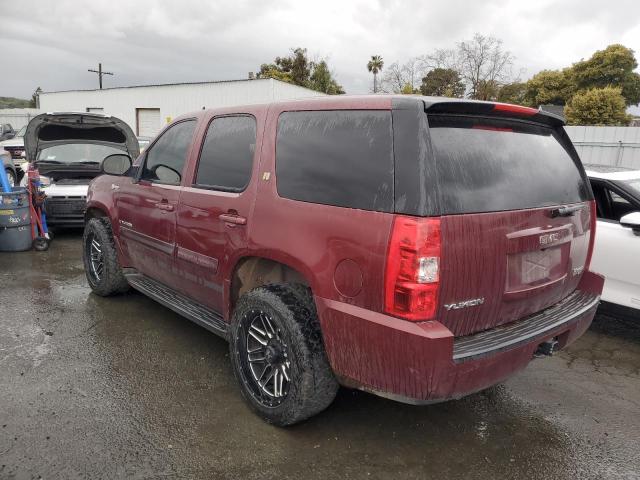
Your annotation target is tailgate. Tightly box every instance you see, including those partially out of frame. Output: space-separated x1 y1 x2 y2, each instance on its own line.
438 202 592 336
422 110 594 336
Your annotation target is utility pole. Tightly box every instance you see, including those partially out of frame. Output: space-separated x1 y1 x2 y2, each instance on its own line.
87 63 114 89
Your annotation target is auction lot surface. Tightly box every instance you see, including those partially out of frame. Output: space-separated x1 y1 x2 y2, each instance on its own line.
1 232 639 480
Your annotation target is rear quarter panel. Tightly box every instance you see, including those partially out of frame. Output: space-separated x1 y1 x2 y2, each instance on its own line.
247 101 395 311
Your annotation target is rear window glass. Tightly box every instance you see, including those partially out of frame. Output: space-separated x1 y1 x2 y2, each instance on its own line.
428 115 589 214
276 110 394 212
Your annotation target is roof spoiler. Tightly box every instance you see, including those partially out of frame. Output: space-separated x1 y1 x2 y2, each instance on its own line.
424 100 565 127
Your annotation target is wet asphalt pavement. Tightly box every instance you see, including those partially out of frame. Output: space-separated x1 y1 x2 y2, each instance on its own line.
1 232 639 480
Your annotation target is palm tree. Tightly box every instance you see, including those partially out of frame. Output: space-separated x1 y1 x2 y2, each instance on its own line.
367 55 384 93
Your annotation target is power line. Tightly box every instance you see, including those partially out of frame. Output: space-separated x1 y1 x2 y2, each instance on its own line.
87 63 114 89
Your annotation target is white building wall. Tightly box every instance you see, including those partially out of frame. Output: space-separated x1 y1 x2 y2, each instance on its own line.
38 79 324 136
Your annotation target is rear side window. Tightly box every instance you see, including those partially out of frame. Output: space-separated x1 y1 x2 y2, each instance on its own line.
428 115 589 214
276 110 393 211
195 116 256 191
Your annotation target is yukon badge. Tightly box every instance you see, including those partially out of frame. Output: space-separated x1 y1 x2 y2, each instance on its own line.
444 298 485 311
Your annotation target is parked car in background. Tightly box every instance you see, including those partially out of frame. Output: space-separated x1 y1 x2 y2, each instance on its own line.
23 112 139 228
1 148 17 187
0 125 27 163
0 124 16 141
83 96 604 426
585 164 640 316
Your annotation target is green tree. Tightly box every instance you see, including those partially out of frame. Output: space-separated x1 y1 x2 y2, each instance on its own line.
258 48 344 95
420 68 465 97
401 83 419 94
475 79 500 101
0 96 31 108
308 60 345 95
524 69 575 106
258 47 310 85
367 55 384 93
258 63 293 84
571 44 640 106
497 82 527 105
564 86 630 125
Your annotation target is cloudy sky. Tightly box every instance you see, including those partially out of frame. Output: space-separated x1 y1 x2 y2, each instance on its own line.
1 0 639 100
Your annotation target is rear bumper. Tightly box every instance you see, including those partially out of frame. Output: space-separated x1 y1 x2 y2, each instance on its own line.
316 270 604 404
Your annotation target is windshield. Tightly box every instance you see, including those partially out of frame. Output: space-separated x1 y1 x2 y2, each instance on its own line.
37 144 123 164
427 115 590 214
15 126 26 137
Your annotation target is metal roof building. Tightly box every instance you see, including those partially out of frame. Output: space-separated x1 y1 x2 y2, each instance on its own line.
38 78 325 137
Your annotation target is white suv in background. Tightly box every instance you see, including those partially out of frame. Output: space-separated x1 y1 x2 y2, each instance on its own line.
586 165 640 316
23 112 139 228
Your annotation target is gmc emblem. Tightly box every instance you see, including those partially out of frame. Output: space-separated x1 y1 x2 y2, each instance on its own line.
539 232 561 246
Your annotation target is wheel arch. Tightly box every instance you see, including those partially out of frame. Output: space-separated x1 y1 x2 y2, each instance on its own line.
226 254 315 319
84 206 109 223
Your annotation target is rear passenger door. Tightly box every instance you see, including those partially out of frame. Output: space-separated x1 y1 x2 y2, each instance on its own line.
175 115 259 312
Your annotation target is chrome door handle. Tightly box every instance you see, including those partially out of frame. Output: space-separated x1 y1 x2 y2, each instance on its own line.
111 184 120 190
219 213 247 225
155 202 174 212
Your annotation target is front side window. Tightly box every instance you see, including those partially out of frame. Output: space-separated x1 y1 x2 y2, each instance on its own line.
195 116 256 191
141 120 196 184
276 110 394 211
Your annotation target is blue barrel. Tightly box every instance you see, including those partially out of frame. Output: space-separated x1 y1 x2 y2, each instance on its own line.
0 187 32 252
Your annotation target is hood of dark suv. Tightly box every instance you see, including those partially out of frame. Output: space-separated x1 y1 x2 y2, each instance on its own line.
24 112 139 162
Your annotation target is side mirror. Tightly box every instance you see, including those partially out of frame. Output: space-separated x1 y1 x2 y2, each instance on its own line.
154 165 181 184
102 153 132 176
620 211 640 236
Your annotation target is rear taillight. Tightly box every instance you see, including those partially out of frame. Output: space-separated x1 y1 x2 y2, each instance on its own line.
384 216 441 321
584 200 597 271
492 103 538 116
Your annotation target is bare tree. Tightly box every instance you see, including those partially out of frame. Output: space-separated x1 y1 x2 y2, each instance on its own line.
419 48 459 71
456 34 515 100
380 62 406 93
382 34 517 99
381 57 426 93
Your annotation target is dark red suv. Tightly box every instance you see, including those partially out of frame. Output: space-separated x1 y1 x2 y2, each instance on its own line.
83 95 604 425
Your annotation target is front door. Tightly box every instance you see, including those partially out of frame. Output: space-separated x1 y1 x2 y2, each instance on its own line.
117 119 197 288
590 181 640 309
175 114 259 313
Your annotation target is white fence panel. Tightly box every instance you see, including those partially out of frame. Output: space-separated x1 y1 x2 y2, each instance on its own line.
566 126 640 169
0 108 41 130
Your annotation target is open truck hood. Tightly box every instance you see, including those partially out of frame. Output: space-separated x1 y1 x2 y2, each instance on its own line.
24 112 139 162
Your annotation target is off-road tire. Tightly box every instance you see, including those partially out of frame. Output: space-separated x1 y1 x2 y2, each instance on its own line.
229 284 338 426
83 217 130 296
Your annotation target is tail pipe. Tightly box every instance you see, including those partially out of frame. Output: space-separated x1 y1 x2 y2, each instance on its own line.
534 338 559 358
